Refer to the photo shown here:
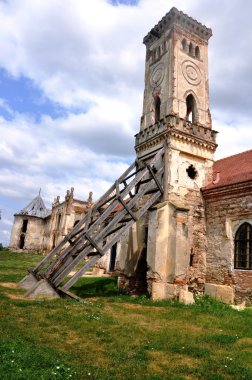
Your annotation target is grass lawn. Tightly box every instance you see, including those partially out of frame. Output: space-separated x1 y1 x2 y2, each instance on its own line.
0 250 252 380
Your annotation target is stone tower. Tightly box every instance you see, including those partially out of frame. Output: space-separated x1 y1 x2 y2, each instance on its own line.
118 8 218 299
141 7 212 131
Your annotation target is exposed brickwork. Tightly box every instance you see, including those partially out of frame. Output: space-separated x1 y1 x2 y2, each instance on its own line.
184 190 207 294
118 274 148 296
203 183 252 302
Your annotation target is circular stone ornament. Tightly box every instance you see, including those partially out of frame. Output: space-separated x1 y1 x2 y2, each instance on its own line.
150 63 165 88
182 60 201 86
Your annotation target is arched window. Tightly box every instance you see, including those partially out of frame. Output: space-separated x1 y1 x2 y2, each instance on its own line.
154 96 161 123
182 38 187 51
185 94 197 123
195 46 200 59
234 223 252 269
189 42 193 55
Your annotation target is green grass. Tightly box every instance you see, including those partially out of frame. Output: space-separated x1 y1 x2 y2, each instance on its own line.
1 250 252 379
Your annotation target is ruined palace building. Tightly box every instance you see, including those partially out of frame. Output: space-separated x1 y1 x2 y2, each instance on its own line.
12 8 252 304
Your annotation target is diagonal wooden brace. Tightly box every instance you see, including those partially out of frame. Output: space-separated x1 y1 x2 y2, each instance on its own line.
147 164 164 194
117 196 137 221
85 233 104 256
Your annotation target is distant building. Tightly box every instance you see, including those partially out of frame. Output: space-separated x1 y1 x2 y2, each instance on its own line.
9 188 93 253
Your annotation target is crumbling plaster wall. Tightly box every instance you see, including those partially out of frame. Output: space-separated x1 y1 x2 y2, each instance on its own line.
9 215 46 252
205 188 252 302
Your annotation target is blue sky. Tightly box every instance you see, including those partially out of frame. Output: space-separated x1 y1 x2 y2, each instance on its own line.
1 0 252 246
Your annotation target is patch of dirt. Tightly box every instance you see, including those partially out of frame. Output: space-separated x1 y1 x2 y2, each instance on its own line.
236 337 252 347
6 293 28 300
0 282 18 288
148 350 199 379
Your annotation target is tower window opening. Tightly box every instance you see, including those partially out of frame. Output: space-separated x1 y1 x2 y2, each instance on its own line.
21 219 28 233
154 96 161 123
186 164 198 180
182 38 187 51
195 46 200 59
185 94 197 123
189 42 193 55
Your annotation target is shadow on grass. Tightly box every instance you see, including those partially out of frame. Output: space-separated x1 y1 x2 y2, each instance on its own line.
70 276 121 298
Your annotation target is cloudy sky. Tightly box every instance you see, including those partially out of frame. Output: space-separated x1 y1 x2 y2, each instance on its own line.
0 0 252 246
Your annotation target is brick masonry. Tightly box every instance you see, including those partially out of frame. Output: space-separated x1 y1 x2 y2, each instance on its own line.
203 182 252 302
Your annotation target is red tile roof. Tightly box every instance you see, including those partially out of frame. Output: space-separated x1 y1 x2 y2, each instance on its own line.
202 149 252 191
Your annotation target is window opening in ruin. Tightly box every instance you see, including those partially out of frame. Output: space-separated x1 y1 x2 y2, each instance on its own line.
109 243 117 272
21 219 28 233
57 213 61 229
52 235 56 249
74 220 80 227
154 96 161 123
182 38 187 51
195 46 200 59
186 164 198 180
234 223 252 269
19 234 25 249
185 94 197 123
189 249 194 267
189 42 193 55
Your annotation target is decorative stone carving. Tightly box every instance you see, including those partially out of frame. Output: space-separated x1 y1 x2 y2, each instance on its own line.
182 60 201 86
150 63 165 88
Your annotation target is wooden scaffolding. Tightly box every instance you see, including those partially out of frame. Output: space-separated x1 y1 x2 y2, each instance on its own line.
22 147 164 298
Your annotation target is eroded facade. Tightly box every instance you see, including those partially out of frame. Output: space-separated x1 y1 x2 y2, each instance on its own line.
9 189 93 254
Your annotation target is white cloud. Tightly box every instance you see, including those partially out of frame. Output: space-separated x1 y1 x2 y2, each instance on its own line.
0 0 252 246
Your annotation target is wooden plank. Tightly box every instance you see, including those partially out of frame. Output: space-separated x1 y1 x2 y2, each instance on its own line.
117 196 137 221
85 233 105 256
51 242 94 286
85 165 163 245
147 164 164 194
57 287 82 301
43 234 86 278
33 211 90 274
62 254 101 290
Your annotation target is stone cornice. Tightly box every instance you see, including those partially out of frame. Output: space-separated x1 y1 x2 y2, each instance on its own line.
135 115 217 154
143 7 212 47
202 180 252 201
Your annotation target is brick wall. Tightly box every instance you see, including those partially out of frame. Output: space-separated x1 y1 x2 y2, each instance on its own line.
204 182 252 302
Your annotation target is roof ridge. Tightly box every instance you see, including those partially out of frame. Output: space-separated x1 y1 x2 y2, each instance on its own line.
215 148 252 165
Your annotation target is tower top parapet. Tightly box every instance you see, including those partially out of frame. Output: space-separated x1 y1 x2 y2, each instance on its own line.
143 7 212 46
